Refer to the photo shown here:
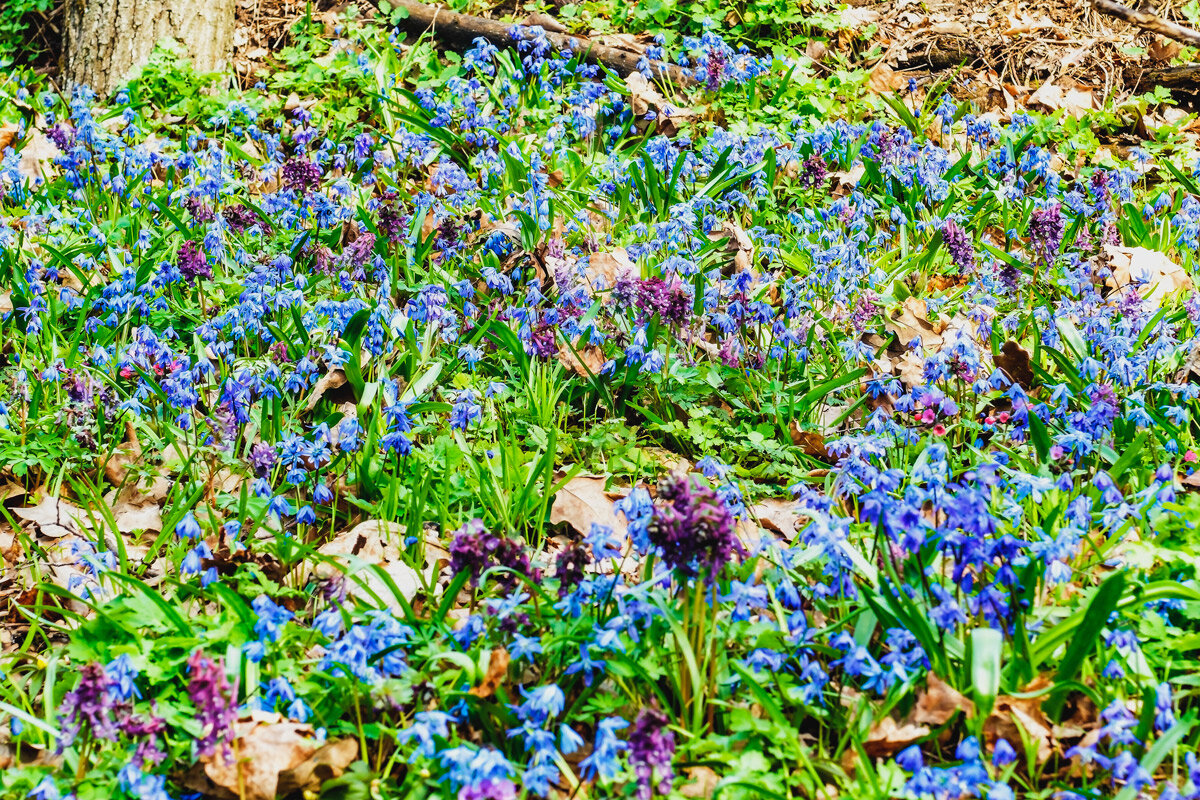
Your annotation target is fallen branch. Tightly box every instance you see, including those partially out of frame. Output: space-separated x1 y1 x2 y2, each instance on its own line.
1146 64 1200 87
390 0 696 86
1091 0 1200 48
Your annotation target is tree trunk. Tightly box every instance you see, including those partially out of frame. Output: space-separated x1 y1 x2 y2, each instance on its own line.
63 0 235 97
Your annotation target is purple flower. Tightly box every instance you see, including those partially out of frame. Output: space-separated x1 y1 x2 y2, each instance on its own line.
58 662 119 749
646 472 742 578
629 707 675 798
554 540 589 598
187 650 239 761
449 519 534 592
177 240 211 284
942 219 976 272
459 779 517 800
282 157 322 193
1028 202 1065 267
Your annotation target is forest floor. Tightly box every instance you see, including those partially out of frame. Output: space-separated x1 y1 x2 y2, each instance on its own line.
2 0 1200 799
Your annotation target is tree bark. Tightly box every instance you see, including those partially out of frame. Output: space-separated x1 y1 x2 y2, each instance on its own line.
63 0 235 97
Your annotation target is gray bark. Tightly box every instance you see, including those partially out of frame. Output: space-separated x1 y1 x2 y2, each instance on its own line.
63 0 235 96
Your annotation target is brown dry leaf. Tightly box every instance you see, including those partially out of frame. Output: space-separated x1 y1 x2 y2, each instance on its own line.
470 647 511 698
840 7 881 28
746 498 799 541
805 40 827 62
313 520 425 604
277 737 358 796
929 20 969 34
831 163 865 197
678 766 721 797
549 475 630 538
197 714 356 800
557 339 607 377
864 716 930 757
789 422 830 459
994 340 1033 388
624 72 694 136
305 369 348 411
0 124 17 152
707 221 755 271
105 483 164 534
983 695 1054 762
13 493 89 539
1148 36 1182 62
1104 246 1193 306
867 63 905 94
1028 82 1094 120
911 673 975 726
585 248 635 291
102 419 143 486
1003 12 1056 35
17 128 57 182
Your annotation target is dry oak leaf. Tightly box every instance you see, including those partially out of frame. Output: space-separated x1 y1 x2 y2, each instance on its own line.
1029 82 1094 120
864 715 930 757
557 339 607 377
584 248 635 291
707 220 755 271
745 498 800 541
994 340 1033 389
549 475 630 538
867 62 906 94
305 368 348 411
13 493 90 539
983 695 1054 763
470 647 511 698
1104 245 1193 306
313 520 426 605
624 72 694 137
196 713 357 800
678 766 721 798
911 673 975 726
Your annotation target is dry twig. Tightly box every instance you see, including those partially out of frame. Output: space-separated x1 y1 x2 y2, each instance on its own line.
1091 0 1200 47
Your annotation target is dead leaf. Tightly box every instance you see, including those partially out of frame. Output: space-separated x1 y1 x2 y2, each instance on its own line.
16 128 57 182
1104 245 1193 306
707 221 755 271
864 716 930 757
911 673 974 726
983 695 1054 762
1003 12 1056 35
192 713 357 800
994 340 1033 388
13 493 89 539
831 163 865 196
313 520 427 605
788 423 830 459
549 475 630 538
867 63 906 94
1029 82 1093 120
585 249 635 291
840 7 881 28
624 72 694 137
557 339 606 377
678 766 721 798
469 647 511 697
746 498 799 541
805 40 827 62
305 369 348 411
1148 36 1182 62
